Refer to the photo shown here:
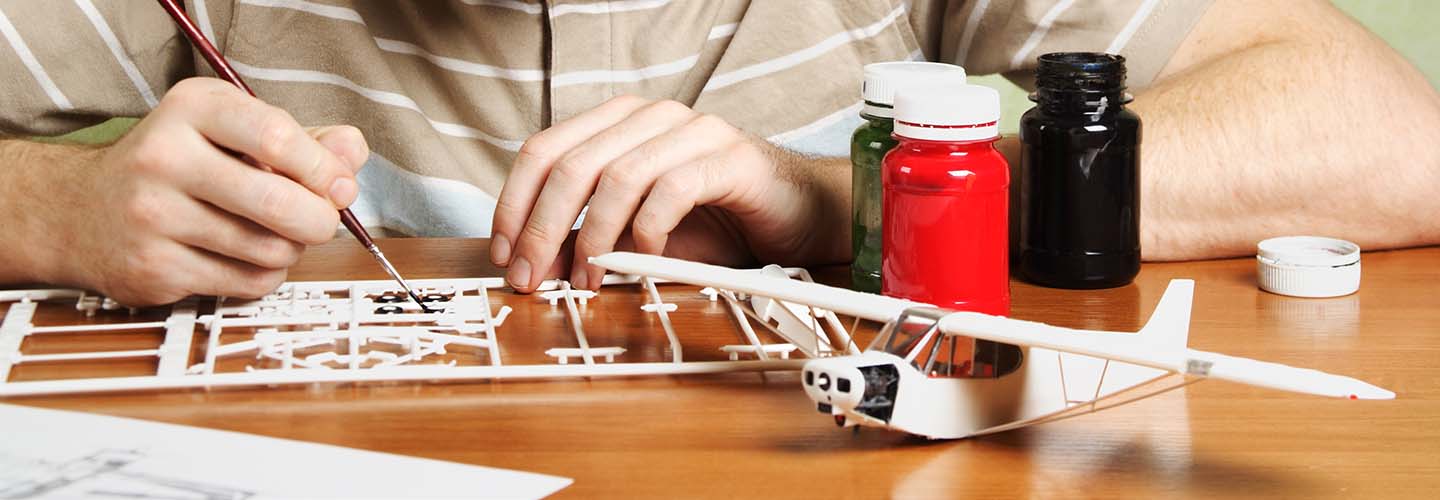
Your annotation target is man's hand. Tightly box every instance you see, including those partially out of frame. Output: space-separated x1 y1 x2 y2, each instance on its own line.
489 95 848 292
0 77 368 305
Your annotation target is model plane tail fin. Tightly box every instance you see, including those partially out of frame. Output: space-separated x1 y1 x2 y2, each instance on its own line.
1138 279 1194 350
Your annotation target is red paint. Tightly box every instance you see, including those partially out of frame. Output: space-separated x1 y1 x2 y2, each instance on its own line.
881 136 1011 316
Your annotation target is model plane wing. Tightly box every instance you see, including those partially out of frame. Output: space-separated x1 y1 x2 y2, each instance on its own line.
590 252 1394 400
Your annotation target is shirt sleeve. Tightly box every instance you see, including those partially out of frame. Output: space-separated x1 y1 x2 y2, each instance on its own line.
908 0 1214 91
0 0 195 137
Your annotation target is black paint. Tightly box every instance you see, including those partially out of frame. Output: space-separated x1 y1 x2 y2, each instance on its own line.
1019 53 1141 289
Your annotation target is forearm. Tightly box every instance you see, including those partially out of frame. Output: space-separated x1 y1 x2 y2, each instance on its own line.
1133 21 1440 260
0 139 98 286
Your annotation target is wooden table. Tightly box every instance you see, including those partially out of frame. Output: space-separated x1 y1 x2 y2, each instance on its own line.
6 239 1438 498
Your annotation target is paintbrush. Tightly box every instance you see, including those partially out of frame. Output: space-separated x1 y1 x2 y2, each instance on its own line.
154 0 431 313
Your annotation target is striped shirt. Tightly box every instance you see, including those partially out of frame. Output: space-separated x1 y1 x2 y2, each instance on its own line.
0 0 1210 237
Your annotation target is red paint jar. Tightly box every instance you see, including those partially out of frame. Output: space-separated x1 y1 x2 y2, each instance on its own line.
882 85 1010 316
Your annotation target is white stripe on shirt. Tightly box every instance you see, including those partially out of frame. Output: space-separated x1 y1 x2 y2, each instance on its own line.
239 0 363 22
193 0 218 43
74 0 160 109
955 0 991 66
456 0 543 15
550 0 671 17
229 60 524 151
553 54 699 87
375 38 547 81
458 0 672 16
1106 0 1162 54
0 6 72 110
702 5 906 93
707 23 737 41
1010 0 1078 69
767 101 861 144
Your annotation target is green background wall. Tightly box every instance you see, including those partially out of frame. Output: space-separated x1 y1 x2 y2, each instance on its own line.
44 0 1440 144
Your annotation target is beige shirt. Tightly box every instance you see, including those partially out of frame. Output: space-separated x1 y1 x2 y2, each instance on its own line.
0 0 1210 236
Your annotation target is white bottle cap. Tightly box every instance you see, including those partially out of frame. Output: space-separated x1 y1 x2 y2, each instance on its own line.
861 62 967 118
1256 236 1361 298
893 84 1001 141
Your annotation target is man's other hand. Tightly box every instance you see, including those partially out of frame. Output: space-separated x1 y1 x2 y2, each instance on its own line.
489 95 847 292
12 77 369 305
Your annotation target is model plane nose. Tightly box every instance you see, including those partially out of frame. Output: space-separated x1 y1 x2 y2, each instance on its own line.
801 359 864 414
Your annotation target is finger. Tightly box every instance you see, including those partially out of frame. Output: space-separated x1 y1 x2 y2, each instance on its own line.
491 95 651 267
308 125 370 175
631 154 743 256
509 101 700 291
162 194 306 270
170 78 358 207
569 115 730 289
172 245 290 299
183 145 341 245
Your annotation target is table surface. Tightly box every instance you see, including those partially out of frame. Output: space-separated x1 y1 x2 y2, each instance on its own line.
5 238 1438 499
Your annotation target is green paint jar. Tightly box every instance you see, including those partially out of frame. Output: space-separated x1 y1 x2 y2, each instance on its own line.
851 62 967 293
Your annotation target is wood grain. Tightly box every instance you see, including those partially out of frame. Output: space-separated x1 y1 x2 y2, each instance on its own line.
5 239 1438 499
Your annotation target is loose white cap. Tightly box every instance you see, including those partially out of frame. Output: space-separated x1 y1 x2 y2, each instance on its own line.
1256 236 1361 298
861 62 967 118
893 84 1000 141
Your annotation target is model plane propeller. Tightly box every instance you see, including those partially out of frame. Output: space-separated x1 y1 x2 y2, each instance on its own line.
590 252 1394 440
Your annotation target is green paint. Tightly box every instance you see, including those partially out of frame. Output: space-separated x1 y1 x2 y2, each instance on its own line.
850 112 895 293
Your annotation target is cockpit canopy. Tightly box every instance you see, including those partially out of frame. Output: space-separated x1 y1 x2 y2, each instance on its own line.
867 307 1023 378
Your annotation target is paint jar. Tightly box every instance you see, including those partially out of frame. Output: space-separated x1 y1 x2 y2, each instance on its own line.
882 85 1009 316
851 62 967 293
1019 52 1141 289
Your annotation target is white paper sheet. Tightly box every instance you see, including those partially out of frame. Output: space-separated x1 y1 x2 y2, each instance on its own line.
0 403 570 499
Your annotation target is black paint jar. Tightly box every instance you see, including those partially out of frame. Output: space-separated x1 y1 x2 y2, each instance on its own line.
1019 52 1141 289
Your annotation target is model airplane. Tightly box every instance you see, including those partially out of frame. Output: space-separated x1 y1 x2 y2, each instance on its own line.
589 252 1395 440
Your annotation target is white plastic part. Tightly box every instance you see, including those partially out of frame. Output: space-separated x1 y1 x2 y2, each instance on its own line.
1256 236 1361 298
589 253 1393 405
861 61 967 118
893 84 1000 141
720 343 796 361
546 347 625 364
0 265 836 397
539 289 596 306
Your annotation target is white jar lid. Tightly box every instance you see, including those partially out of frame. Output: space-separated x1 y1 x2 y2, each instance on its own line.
861 62 967 118
1256 236 1361 298
893 84 1000 141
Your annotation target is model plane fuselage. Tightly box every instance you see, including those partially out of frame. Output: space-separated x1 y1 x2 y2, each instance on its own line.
802 346 1171 439
797 279 1194 440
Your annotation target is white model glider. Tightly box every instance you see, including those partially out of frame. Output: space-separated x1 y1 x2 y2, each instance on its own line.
590 252 1394 440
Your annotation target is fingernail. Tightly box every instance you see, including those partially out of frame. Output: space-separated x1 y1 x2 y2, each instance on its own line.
506 256 531 290
490 234 512 265
587 269 604 290
570 270 588 290
329 177 357 206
